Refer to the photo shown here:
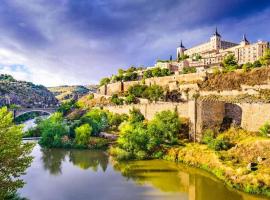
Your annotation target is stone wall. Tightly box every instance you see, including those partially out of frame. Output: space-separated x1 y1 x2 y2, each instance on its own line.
101 99 270 141
240 103 270 132
98 72 207 95
104 102 189 120
195 101 225 141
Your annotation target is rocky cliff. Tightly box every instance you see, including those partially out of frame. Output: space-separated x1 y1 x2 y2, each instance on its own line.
0 74 58 108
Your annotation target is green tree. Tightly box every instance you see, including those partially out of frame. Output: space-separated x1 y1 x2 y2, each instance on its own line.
260 48 270 66
242 62 253 72
222 54 238 71
100 77 111 86
127 84 147 98
81 108 109 135
110 94 124 105
75 124 92 146
129 108 145 124
161 68 171 76
125 94 137 104
178 54 189 61
0 107 33 199
152 67 162 77
143 85 164 102
143 70 153 79
182 67 196 74
253 60 262 68
39 112 69 147
147 110 181 146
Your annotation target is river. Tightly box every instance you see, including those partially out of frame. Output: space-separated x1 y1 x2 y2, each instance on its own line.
18 144 270 200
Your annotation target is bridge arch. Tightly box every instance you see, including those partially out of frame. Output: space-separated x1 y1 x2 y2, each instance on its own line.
14 108 56 119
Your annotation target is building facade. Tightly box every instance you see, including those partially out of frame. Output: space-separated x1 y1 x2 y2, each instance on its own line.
177 28 269 68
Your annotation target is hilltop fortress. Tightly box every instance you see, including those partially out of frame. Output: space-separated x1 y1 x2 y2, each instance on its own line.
176 28 269 70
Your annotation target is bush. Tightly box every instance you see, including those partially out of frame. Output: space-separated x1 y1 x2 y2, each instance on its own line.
209 135 232 151
128 108 145 124
259 122 270 137
125 94 137 104
127 84 147 98
143 85 164 102
39 112 69 147
202 129 215 144
81 108 109 135
110 94 124 105
75 124 92 146
182 67 196 74
222 54 239 72
147 110 181 146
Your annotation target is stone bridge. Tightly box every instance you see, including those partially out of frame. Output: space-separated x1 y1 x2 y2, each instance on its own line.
13 108 57 118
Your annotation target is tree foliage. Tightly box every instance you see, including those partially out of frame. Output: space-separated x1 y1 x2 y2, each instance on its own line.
260 48 270 66
75 124 92 146
39 112 69 147
222 54 238 72
0 107 33 199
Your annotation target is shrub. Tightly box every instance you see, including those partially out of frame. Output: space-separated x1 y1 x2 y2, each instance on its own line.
259 122 270 137
127 84 147 98
125 94 137 104
75 124 92 146
110 94 124 105
202 129 215 144
208 135 231 151
39 112 69 147
81 108 109 135
108 113 128 130
147 110 181 146
143 85 164 102
128 108 145 124
222 54 238 72
182 67 196 74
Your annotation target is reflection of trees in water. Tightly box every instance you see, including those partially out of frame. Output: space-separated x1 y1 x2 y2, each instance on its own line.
69 150 109 172
41 148 67 175
41 149 109 174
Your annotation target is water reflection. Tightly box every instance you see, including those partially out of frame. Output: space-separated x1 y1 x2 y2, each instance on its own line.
41 148 67 175
41 148 108 174
69 150 108 171
113 160 269 200
20 145 270 200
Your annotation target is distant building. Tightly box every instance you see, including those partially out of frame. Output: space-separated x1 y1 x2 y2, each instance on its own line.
176 28 269 69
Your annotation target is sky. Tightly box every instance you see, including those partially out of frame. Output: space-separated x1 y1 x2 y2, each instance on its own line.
0 0 270 86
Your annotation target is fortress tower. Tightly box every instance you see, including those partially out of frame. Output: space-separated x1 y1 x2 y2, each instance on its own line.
176 40 186 60
210 27 222 50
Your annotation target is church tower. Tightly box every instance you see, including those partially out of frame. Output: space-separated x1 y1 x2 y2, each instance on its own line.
210 27 221 50
176 40 186 60
240 34 250 46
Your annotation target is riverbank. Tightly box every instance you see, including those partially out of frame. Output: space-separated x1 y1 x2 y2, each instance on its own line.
162 128 270 197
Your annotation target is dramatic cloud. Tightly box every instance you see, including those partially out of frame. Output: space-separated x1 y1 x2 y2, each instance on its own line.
0 0 269 86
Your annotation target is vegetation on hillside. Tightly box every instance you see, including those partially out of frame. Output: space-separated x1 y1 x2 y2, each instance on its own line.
0 107 33 199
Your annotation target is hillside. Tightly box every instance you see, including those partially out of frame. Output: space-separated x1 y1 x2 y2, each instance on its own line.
48 85 97 102
0 74 58 108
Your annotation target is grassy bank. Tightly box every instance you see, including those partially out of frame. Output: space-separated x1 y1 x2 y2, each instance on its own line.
164 128 270 197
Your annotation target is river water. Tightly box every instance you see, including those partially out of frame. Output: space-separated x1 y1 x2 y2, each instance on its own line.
19 144 269 200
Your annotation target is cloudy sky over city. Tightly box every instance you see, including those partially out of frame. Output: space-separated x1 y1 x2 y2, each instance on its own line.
0 0 270 86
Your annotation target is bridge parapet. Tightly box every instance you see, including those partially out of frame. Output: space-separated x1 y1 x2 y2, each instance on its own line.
13 108 57 118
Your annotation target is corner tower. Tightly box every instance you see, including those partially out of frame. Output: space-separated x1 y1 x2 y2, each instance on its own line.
210 27 221 50
176 40 186 60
